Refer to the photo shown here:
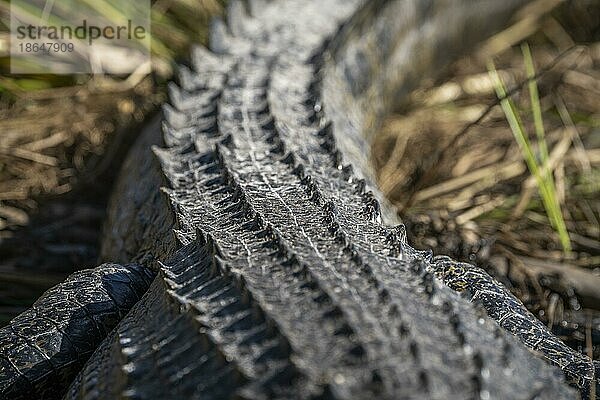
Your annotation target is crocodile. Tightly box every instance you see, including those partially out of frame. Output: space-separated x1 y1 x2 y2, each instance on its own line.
1 0 598 399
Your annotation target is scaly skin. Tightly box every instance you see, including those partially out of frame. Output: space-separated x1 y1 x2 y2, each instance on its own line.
1 1 597 399
0 264 153 399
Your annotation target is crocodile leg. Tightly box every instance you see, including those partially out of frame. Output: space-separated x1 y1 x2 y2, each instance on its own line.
0 264 154 399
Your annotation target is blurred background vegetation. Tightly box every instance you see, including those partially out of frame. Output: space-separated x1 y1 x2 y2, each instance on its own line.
0 0 225 325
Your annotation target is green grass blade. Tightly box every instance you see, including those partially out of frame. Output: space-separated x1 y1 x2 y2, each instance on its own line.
488 60 572 255
520 44 557 225
487 62 539 177
522 43 550 174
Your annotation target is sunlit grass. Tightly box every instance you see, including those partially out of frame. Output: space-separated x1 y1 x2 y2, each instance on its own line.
0 0 225 99
488 44 572 255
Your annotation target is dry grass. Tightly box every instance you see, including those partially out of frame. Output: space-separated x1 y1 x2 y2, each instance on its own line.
0 0 225 324
373 1 599 357
0 78 162 232
0 0 225 235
